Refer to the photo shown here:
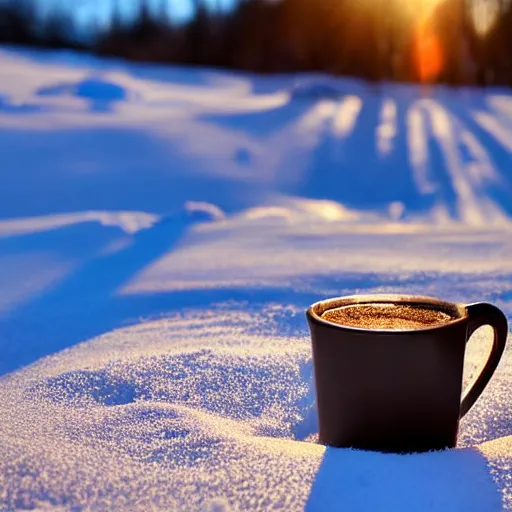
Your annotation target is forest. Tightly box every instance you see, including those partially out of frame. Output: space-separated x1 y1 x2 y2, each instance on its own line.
0 0 511 85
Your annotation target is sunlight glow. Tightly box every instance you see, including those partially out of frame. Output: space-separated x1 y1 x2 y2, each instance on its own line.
377 99 397 156
469 0 501 36
409 0 444 82
414 22 443 83
332 96 363 139
399 0 444 18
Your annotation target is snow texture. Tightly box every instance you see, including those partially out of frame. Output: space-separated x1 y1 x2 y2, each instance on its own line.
0 46 511 511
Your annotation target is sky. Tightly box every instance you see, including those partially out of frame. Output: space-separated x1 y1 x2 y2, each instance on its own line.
43 0 237 29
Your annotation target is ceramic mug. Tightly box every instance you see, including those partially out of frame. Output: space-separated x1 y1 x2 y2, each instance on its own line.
306 295 508 453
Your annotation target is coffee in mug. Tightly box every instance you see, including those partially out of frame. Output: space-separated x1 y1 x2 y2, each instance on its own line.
321 303 453 330
307 295 508 453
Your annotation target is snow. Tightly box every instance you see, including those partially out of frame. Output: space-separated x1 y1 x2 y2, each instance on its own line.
0 45 511 510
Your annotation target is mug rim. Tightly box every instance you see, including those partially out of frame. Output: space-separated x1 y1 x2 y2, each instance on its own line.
307 294 468 334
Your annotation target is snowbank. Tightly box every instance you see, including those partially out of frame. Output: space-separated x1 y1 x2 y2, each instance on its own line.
0 47 511 510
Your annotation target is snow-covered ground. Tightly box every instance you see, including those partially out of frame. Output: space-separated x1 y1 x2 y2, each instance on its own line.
0 46 511 510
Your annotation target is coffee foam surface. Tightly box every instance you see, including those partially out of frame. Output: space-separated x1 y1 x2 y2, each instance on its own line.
321 303 453 330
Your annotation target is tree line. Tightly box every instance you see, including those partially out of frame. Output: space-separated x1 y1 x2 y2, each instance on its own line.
1 0 512 86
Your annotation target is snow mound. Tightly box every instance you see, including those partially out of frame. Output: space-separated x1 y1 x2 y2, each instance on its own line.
0 310 316 510
0 211 159 237
290 76 359 101
36 76 140 112
37 77 134 102
181 201 226 223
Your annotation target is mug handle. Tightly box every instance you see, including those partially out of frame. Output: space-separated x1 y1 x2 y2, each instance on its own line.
460 302 508 417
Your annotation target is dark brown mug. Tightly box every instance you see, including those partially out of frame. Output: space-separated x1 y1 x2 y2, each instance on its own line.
306 294 508 453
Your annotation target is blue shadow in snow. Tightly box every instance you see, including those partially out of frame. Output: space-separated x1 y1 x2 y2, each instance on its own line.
434 90 512 216
2 211 494 377
201 99 316 138
37 77 128 113
306 446 502 511
292 91 437 216
0 213 193 375
0 125 266 220
0 93 50 115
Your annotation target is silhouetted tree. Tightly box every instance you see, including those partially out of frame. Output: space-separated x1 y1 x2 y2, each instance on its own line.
38 9 76 48
0 0 35 44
